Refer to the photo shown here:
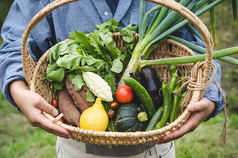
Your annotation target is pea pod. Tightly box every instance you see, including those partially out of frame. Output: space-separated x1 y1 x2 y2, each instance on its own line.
154 81 173 129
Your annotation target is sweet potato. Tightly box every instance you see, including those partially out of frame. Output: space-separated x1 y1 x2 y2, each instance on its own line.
66 75 93 112
58 87 81 127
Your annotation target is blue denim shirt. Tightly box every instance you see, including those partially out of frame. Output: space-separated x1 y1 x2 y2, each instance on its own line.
0 0 224 121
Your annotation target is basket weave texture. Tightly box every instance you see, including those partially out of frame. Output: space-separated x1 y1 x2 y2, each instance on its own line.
21 0 214 146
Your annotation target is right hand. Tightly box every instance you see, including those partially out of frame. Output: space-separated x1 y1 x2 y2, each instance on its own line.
10 80 72 139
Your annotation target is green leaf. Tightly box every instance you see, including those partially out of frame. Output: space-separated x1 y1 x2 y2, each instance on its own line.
69 73 85 91
88 32 110 59
78 66 98 72
86 89 96 102
47 40 79 64
104 72 117 93
99 32 121 58
56 54 82 70
231 0 237 21
46 66 65 82
52 81 64 90
59 43 80 56
47 44 61 64
121 24 137 50
110 58 123 73
96 19 120 32
121 24 137 44
73 30 95 53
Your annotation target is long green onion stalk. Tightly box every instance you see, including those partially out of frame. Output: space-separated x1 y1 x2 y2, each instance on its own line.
167 35 238 65
118 0 237 86
209 0 217 47
136 46 238 70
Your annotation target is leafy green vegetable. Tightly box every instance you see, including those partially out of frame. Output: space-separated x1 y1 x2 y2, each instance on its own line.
45 19 136 91
46 65 64 82
68 73 85 91
86 88 96 102
103 71 117 94
96 18 120 32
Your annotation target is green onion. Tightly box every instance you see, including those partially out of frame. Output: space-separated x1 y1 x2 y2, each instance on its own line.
118 0 236 86
167 35 238 65
139 0 146 42
136 46 238 71
209 0 217 47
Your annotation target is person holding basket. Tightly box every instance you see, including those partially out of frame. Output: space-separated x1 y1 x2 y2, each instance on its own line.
0 0 225 157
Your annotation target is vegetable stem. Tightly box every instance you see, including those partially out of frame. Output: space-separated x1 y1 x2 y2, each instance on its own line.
167 35 238 64
136 46 238 70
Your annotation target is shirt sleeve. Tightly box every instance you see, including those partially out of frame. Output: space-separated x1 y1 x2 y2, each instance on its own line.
0 0 51 108
172 26 225 121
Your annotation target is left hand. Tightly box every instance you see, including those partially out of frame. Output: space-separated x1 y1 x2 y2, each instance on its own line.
156 98 215 144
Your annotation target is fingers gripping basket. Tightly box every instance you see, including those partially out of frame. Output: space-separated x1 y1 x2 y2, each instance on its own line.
21 0 214 146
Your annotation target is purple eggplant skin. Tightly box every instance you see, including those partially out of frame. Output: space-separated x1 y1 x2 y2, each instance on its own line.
140 65 163 110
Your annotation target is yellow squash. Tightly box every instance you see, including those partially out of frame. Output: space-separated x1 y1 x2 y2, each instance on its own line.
80 98 108 131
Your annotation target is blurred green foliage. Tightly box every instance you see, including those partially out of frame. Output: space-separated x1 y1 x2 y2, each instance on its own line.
0 0 14 30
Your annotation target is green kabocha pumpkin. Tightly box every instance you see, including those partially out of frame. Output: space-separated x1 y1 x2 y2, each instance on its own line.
115 103 149 132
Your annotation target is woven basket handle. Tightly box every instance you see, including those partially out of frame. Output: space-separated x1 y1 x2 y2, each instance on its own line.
21 0 79 86
22 0 213 86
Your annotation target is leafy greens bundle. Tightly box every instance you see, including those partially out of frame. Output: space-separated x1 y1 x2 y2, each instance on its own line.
45 19 137 101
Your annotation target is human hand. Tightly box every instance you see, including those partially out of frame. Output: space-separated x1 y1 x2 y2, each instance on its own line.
10 80 72 139
156 98 215 144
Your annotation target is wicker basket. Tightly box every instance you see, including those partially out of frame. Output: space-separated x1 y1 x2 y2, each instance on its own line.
21 0 214 146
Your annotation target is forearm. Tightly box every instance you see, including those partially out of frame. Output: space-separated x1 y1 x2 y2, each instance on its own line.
9 80 30 110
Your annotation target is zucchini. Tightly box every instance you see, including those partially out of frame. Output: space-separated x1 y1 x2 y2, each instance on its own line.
146 107 163 131
122 76 156 119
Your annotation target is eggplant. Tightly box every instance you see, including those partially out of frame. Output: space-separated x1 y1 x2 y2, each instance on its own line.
140 56 163 109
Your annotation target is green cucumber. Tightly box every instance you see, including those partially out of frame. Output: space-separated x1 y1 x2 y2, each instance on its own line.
154 81 173 129
146 107 163 131
122 76 156 119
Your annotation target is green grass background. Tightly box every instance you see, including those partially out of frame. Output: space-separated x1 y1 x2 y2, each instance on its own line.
0 0 238 157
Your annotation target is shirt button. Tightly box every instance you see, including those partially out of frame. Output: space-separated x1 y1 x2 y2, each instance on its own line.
104 11 109 16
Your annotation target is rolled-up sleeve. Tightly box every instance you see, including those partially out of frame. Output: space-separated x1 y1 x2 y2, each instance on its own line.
0 0 51 107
